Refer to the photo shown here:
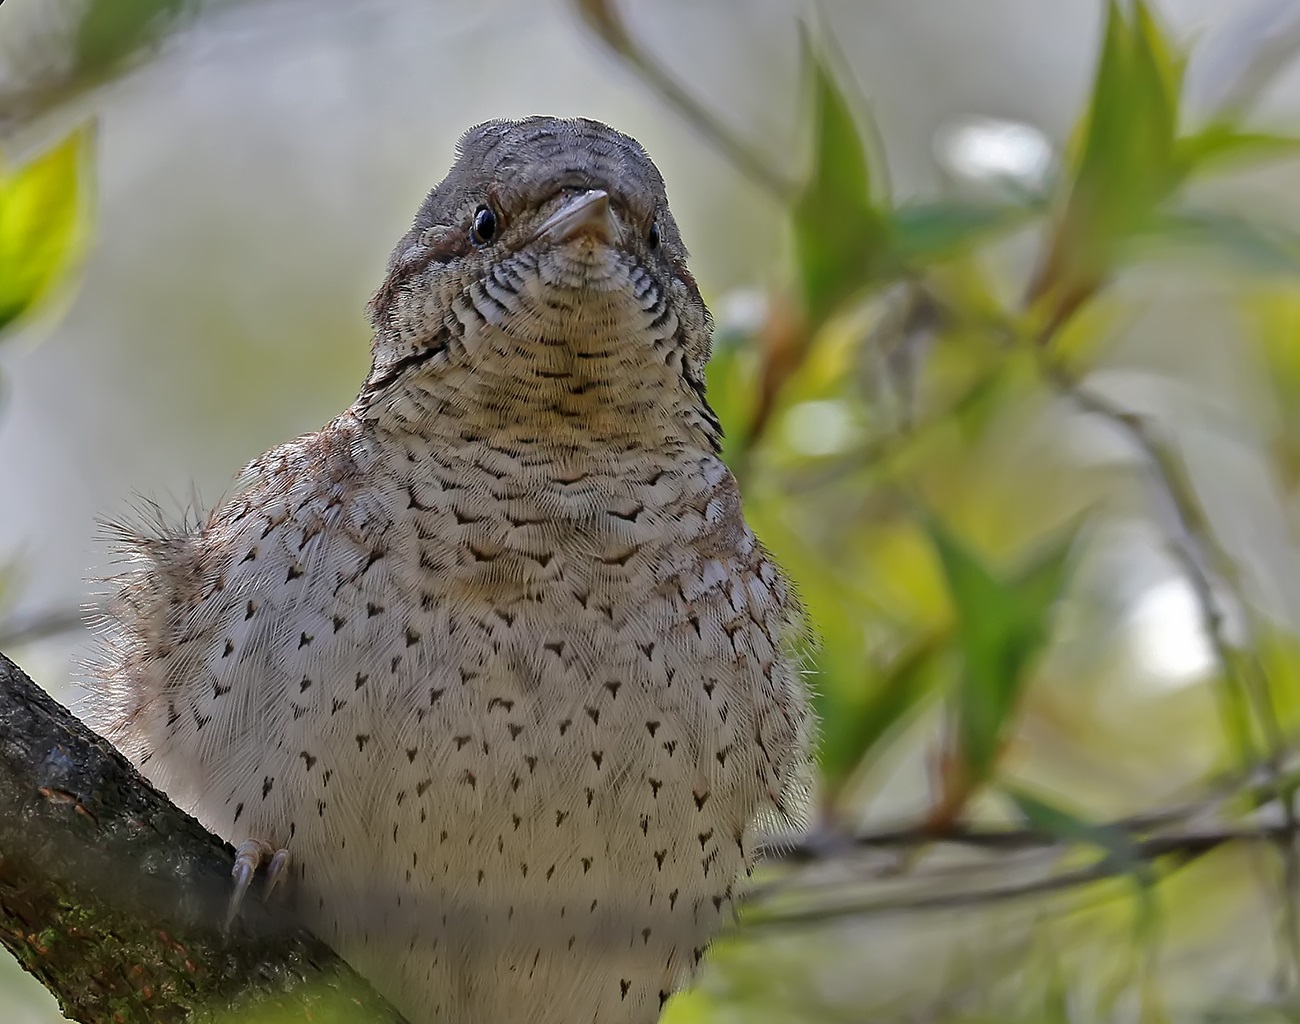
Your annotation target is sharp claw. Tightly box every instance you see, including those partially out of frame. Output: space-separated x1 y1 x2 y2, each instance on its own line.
226 838 288 931
227 840 262 931
264 847 291 901
225 876 249 931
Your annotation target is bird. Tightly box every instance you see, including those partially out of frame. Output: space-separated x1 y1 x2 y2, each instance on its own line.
92 116 812 1024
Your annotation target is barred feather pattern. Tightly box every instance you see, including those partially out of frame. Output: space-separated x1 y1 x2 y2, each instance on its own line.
91 116 811 1024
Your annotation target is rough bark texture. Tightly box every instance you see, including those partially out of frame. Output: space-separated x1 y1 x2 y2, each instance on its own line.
0 651 408 1024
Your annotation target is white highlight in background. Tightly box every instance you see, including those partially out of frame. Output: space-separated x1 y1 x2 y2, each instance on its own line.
784 400 856 457
1127 576 1217 685
935 117 1054 189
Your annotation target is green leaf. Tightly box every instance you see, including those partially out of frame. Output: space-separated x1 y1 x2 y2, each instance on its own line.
1150 207 1300 275
1009 789 1128 856
1013 527 1082 616
1177 123 1300 179
888 199 1038 267
1081 0 1182 219
1006 788 1157 933
791 31 887 328
1131 0 1184 152
1034 0 1186 307
1071 0 1141 240
816 632 948 798
75 0 192 77
0 127 95 338
926 517 1075 789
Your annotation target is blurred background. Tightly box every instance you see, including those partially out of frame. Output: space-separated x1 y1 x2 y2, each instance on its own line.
5 0 1300 1021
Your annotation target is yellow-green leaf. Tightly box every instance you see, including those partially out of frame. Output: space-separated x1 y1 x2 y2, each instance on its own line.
792 31 887 328
1079 0 1183 227
0 127 95 338
927 518 1076 793
1014 527 1081 618
1033 0 1186 311
1176 123 1300 179
816 632 948 799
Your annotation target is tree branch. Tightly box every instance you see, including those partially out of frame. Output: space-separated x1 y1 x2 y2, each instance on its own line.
745 821 1293 930
0 605 91 649
571 0 796 201
0 651 408 1024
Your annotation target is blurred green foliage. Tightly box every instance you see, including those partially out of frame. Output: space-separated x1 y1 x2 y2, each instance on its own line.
8 0 1300 1021
791 31 886 329
0 127 92 339
586 1 1300 1020
0 124 93 665
793 32 1032 333
685 0 1300 827
679 0 1288 841
929 517 1078 824
74 0 194 79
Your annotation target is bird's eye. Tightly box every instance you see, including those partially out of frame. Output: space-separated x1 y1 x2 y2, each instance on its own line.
647 221 660 249
471 205 497 245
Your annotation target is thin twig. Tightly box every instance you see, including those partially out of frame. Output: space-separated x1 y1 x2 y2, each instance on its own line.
1043 365 1300 987
762 801 1217 863
746 825 1286 930
571 0 795 201
0 605 90 648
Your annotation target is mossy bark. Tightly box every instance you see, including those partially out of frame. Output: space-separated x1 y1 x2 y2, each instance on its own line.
0 652 407 1024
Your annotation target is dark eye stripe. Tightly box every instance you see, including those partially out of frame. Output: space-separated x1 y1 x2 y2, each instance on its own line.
358 327 452 399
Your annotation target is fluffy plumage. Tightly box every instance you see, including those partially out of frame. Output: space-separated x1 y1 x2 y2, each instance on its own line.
92 116 811 1024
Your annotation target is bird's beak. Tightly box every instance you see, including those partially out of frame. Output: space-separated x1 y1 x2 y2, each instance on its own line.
532 189 620 246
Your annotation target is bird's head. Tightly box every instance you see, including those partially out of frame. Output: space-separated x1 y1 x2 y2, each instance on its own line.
360 116 719 450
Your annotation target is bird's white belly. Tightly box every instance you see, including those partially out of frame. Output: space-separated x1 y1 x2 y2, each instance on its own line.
191 579 761 1024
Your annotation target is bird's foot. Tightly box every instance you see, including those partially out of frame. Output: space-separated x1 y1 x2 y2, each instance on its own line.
226 838 291 930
